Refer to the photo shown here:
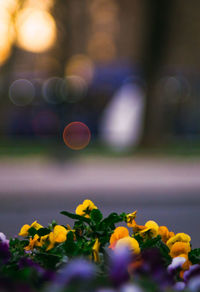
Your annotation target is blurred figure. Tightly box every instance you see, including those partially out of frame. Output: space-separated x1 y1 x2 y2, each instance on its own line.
100 83 145 150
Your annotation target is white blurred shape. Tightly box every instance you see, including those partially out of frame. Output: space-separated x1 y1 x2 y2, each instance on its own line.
9 79 35 106
167 256 186 272
100 84 145 150
120 284 143 292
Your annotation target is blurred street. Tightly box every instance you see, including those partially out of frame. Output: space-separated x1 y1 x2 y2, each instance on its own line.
0 156 200 247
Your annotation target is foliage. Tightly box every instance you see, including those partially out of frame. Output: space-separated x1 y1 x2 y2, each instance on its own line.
0 199 199 291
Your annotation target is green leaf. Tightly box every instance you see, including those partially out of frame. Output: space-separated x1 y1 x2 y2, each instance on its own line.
36 228 50 237
141 236 161 249
35 252 61 269
189 248 200 264
9 238 20 247
48 220 57 230
64 231 77 255
156 240 171 266
100 212 124 229
134 234 144 246
60 211 91 224
67 231 74 242
90 209 103 224
28 227 37 237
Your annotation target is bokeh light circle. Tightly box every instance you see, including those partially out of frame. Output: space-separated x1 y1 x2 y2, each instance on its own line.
65 54 94 85
0 0 19 13
61 75 87 103
87 32 116 62
24 0 55 11
9 79 35 106
0 9 15 65
42 77 65 104
63 122 91 150
16 8 56 53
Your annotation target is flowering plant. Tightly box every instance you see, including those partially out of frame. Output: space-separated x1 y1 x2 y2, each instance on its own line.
1 199 200 291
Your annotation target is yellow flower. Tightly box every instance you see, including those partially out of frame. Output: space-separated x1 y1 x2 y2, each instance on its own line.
92 238 100 262
25 234 42 251
115 236 140 254
109 226 129 249
180 259 192 279
19 221 43 237
158 226 175 243
40 235 49 245
30 221 43 230
126 211 137 227
169 231 175 238
75 199 97 218
19 224 30 237
166 233 191 249
47 225 69 251
178 254 188 260
140 220 159 238
132 223 147 234
169 242 191 258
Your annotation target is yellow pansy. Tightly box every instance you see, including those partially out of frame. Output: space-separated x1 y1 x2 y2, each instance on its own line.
40 235 49 246
169 231 175 238
140 220 159 238
166 233 191 249
92 238 100 262
75 199 97 218
180 259 192 279
132 223 147 234
109 226 129 249
19 224 30 237
158 226 175 243
115 236 140 254
25 234 42 251
47 225 69 251
31 221 43 230
169 241 191 258
126 211 137 227
19 221 43 237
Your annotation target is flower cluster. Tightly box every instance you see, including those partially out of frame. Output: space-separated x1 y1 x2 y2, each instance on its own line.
0 199 200 292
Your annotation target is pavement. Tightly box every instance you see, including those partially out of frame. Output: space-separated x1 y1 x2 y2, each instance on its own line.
0 156 200 247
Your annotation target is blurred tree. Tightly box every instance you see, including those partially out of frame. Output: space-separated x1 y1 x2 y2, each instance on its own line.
140 0 172 147
52 0 88 77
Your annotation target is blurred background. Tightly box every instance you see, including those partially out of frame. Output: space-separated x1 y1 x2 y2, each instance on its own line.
0 0 200 246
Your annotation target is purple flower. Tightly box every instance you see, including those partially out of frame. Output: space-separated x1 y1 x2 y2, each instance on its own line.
96 289 116 292
0 232 9 245
174 281 186 291
0 241 10 265
46 258 96 292
134 248 174 288
58 258 96 284
42 270 55 282
109 246 133 287
184 264 200 283
168 257 186 274
120 284 143 292
19 257 55 283
188 276 200 292
19 257 44 273
60 258 96 283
